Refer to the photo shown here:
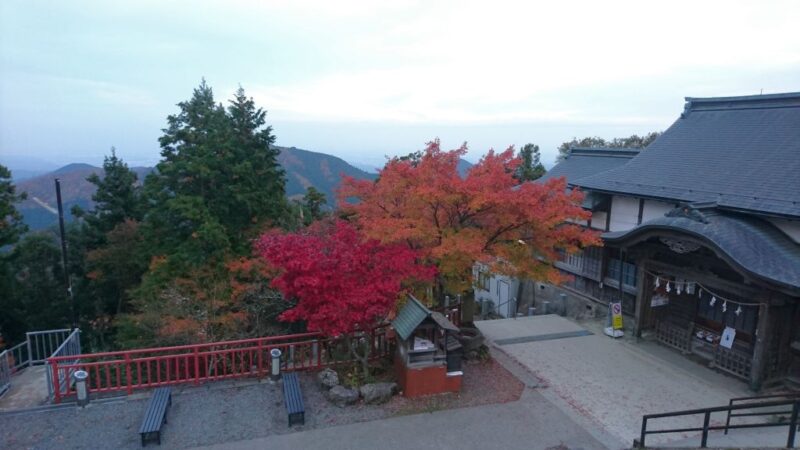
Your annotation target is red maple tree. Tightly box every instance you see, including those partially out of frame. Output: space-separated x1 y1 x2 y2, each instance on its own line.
338 140 600 295
256 220 434 375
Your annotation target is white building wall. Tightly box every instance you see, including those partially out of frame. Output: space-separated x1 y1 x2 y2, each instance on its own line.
609 196 640 232
591 211 608 230
473 269 519 318
769 218 800 243
641 200 675 223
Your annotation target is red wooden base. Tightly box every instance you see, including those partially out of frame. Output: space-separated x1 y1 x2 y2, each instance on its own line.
395 354 462 398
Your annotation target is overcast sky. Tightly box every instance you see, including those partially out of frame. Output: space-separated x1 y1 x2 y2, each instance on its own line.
1 0 799 170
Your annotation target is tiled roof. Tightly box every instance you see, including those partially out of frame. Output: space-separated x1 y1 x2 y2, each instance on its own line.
603 210 800 290
392 295 459 340
539 147 640 184
392 295 431 341
573 92 800 218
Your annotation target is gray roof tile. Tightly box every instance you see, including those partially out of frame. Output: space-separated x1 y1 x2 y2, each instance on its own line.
573 92 800 218
604 211 800 290
539 147 639 184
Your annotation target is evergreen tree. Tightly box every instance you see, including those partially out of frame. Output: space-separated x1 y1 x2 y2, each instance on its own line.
80 147 143 240
123 81 288 346
302 187 327 222
66 150 146 349
2 232 72 341
0 164 27 248
515 143 546 182
0 165 28 343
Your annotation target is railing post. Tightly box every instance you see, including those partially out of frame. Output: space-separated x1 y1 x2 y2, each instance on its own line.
51 359 61 404
193 347 200 385
701 411 711 448
125 353 133 395
257 340 264 376
639 416 647 448
26 333 32 367
788 400 799 448
724 398 734 434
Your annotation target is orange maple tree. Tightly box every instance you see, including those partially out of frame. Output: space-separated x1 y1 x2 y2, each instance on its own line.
338 140 600 295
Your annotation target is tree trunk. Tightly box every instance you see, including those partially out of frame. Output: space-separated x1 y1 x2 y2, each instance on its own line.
346 334 371 380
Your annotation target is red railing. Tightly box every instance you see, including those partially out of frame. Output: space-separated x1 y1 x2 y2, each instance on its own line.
47 327 393 403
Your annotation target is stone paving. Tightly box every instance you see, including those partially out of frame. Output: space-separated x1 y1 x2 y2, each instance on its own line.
475 314 758 447
0 365 50 411
196 389 606 450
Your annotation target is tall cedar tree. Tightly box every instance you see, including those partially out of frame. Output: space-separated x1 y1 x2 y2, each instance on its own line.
78 147 143 240
143 82 286 267
515 143 546 181
65 149 147 349
3 232 72 341
0 165 28 343
121 81 287 347
339 140 600 297
302 187 327 223
0 164 27 248
257 220 434 377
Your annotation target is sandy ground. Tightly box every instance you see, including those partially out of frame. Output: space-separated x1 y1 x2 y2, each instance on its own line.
476 314 757 446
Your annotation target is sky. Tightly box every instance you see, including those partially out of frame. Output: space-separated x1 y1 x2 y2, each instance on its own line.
1 0 799 171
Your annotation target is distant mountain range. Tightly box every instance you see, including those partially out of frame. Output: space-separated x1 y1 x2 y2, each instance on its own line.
10 147 474 231
13 147 376 231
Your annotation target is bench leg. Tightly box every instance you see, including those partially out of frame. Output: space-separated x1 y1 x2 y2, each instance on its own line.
157 431 161 445
141 433 146 447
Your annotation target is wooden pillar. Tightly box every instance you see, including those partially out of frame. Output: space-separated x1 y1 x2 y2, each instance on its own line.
750 302 770 391
634 263 647 338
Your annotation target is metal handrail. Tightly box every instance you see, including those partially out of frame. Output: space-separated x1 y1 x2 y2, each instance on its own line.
636 398 800 448
0 328 77 399
724 391 800 434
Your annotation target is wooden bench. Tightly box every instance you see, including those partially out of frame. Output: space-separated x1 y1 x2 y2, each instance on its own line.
139 387 172 447
282 372 305 427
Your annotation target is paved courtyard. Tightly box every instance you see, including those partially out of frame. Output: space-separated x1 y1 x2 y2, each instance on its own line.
475 314 761 447
3 315 794 449
198 388 606 450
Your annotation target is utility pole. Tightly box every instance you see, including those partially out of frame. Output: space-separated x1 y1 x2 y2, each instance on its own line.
55 178 76 328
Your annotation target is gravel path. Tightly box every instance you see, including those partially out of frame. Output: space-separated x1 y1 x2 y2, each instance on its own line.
0 358 523 449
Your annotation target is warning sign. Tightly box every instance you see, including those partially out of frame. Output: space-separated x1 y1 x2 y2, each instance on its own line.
611 302 623 330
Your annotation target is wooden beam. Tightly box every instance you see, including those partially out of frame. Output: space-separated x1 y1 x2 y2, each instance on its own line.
646 260 761 298
750 302 770 391
634 262 647 338
637 198 644 225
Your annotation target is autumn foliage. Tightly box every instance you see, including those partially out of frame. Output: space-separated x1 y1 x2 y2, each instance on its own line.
256 220 434 336
338 140 600 293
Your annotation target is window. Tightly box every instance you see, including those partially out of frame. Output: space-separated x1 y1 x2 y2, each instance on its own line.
477 271 490 291
606 249 636 288
557 246 603 281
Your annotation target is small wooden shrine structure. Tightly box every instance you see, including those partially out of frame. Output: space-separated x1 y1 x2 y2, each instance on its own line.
392 295 463 397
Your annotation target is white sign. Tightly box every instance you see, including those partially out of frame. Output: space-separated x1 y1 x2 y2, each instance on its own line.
651 294 669 307
720 327 736 349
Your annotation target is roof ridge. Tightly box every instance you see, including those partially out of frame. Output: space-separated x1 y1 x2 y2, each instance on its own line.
567 147 641 158
684 91 800 114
